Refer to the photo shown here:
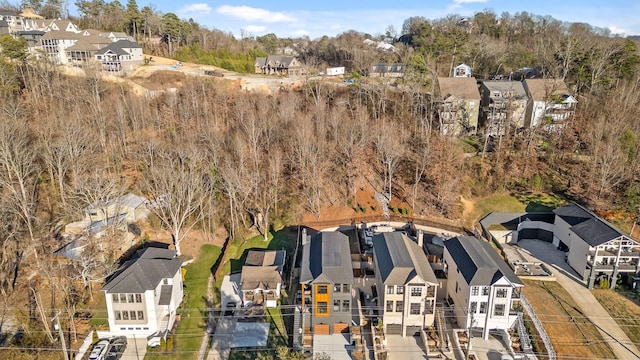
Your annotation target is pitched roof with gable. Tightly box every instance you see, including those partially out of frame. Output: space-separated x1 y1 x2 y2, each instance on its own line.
241 266 282 290
244 250 286 273
554 202 629 246
438 77 480 100
445 236 523 287
524 79 571 101
373 232 437 285
96 40 141 56
41 31 82 40
482 81 528 99
66 35 111 51
300 232 354 285
102 247 181 294
85 193 147 212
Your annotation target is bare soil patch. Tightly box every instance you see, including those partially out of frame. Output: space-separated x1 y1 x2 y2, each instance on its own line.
128 70 187 91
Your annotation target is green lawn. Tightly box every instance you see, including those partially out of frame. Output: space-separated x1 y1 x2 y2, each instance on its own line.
88 291 109 329
146 244 222 360
465 191 566 229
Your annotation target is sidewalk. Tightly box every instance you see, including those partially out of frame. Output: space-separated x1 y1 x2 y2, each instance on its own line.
516 239 640 360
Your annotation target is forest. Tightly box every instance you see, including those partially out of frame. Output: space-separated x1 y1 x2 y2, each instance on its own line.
0 1 640 358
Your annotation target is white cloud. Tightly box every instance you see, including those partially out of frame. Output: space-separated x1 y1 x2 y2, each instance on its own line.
608 25 632 36
216 5 297 23
243 25 267 33
177 3 212 15
292 29 309 36
453 0 488 3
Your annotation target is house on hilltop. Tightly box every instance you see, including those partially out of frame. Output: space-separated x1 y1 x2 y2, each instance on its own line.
94 39 143 73
437 77 481 136
523 78 577 130
102 247 184 342
255 55 302 76
479 81 528 136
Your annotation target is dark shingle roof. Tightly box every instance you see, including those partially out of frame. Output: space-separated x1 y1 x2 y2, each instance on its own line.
373 232 437 285
300 231 353 285
553 202 627 246
102 247 181 294
244 250 286 272
445 236 522 287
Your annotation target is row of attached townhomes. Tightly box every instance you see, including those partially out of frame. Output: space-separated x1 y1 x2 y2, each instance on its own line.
298 228 523 344
436 64 578 137
480 202 640 289
1 7 143 73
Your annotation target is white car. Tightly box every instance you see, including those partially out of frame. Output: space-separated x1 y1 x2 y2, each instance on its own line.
89 340 110 360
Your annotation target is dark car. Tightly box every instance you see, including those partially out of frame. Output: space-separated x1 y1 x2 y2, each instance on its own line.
224 301 237 317
105 336 127 360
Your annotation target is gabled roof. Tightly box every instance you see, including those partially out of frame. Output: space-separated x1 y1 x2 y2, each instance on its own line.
300 231 354 285
244 250 286 272
66 35 111 51
481 81 527 99
438 77 480 100
41 31 82 40
95 40 141 56
85 193 147 212
554 202 630 246
524 79 572 101
102 247 181 294
373 232 437 285
241 266 282 290
445 236 522 287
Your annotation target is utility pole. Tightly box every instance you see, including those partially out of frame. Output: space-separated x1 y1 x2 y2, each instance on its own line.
53 312 69 360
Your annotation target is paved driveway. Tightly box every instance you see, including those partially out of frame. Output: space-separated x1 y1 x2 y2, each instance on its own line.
514 239 640 360
121 336 147 360
386 335 428 360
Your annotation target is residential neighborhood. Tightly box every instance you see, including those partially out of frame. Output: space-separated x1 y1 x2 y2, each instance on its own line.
1 3 640 360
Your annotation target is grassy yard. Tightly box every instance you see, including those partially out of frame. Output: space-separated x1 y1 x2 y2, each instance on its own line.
592 289 640 349
88 291 109 329
522 280 615 359
146 244 222 360
464 191 566 229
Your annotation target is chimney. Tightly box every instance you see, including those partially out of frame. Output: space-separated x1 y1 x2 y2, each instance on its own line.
417 229 424 248
301 228 308 246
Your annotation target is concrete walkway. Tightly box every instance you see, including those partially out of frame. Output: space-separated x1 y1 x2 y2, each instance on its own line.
515 239 640 360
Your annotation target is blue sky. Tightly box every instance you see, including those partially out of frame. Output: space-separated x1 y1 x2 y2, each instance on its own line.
122 0 640 38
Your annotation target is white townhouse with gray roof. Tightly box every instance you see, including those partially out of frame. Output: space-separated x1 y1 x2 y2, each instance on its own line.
444 236 523 340
102 247 184 340
373 232 438 337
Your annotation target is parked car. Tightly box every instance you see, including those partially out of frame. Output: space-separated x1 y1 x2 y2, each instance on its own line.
224 301 237 317
105 336 127 360
89 339 110 360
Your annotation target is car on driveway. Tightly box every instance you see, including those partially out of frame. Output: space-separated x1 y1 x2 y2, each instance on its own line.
89 339 110 360
224 301 237 317
105 336 127 360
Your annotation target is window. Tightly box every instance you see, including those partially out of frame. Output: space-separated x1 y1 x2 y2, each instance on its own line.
386 286 394 294
342 284 349 293
496 289 508 298
471 287 479 296
395 301 404 313
317 302 328 314
479 302 487 314
135 294 142 303
115 311 122 320
494 304 505 317
470 302 477 314
122 311 129 320
334 300 340 311
334 284 341 292
112 294 119 303
120 294 127 303
317 285 328 294
410 303 420 315
130 311 137 320
128 294 134 303
342 300 350 312
397 286 404 294
482 287 489 296
137 311 144 320
386 301 393 312
411 287 422 297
